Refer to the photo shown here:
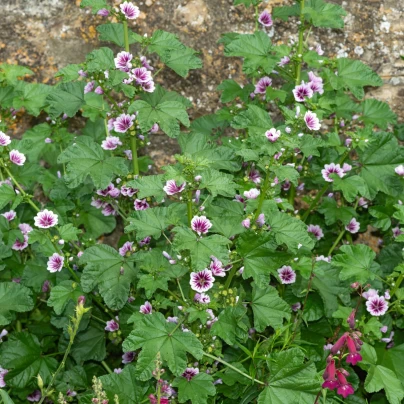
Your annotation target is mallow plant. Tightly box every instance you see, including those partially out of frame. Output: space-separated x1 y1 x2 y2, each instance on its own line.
0 0 403 402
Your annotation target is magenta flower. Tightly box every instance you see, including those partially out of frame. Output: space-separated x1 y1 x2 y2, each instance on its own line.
120 1 140 19
163 180 186 195
132 67 152 83
254 76 272 94
345 335 362 365
84 81 95 94
191 215 212 235
141 80 155 93
336 371 355 398
182 367 199 381
243 188 260 199
362 288 379 300
307 224 324 240
258 10 272 27
34 209 58 228
102 204 117 216
345 218 360 234
277 265 296 284
94 86 104 95
242 218 251 229
134 198 149 210
119 241 133 256
366 295 388 316
9 149 26 166
265 128 281 142
194 293 210 304
322 357 338 390
321 163 344 182
139 301 152 314
210 258 225 277
347 309 356 329
101 136 122 150
114 51 133 72
27 390 41 402
105 319 119 332
0 131 11 146
97 8 110 16
113 113 135 133
304 111 321 131
139 236 151 246
47 253 64 273
278 56 290 66
140 56 154 70
293 82 313 102
395 165 404 176
12 235 29 251
1 210 16 221
122 351 136 364
330 333 347 355
190 269 215 293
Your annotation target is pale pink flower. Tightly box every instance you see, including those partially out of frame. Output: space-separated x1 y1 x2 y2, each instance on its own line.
27 390 41 402
0 367 9 388
140 56 154 70
113 113 135 133
256 213 265 227
194 293 210 304
182 367 199 381
265 128 281 142
321 163 344 182
0 131 11 146
84 81 95 94
114 51 133 72
243 188 260 199
139 301 152 314
254 77 272 94
304 111 321 130
97 8 109 16
191 215 212 235
1 210 16 221
9 149 26 166
345 218 360 234
242 218 250 228
316 44 324 55
122 351 136 364
120 1 140 19
258 10 272 27
12 234 29 251
190 269 215 293
141 80 155 93
293 82 313 102
307 224 324 240
163 180 186 196
278 56 290 66
366 295 388 316
395 165 404 176
277 265 296 284
362 289 379 300
210 258 225 277
34 209 58 228
47 253 64 273
101 136 122 150
134 198 149 210
119 241 133 256
342 163 352 173
105 319 119 331
94 86 104 95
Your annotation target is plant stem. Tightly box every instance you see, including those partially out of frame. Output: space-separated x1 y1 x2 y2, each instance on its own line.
253 168 270 222
295 0 305 85
203 352 265 385
177 278 187 302
123 21 130 53
101 360 113 375
255 5 259 31
224 263 240 290
130 135 139 176
301 183 328 222
327 228 345 256
187 190 193 226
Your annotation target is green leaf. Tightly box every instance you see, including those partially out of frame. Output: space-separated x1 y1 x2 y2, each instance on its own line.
0 64 33 84
129 85 190 138
123 312 204 380
97 23 142 48
337 58 383 99
85 47 115 73
273 4 300 21
47 280 83 315
159 47 202 77
173 373 216 404
54 64 81 82
126 175 165 200
0 389 14 404
199 168 237 197
0 184 16 210
217 80 245 103
76 205 116 239
251 284 291 332
332 244 378 284
70 322 106 362
148 30 186 54
173 227 229 270
332 175 367 202
13 82 52 116
80 0 108 13
210 306 248 345
58 136 128 189
46 82 85 118
0 332 57 388
303 0 347 28
21 123 53 162
80 244 136 310
273 166 300 186
82 92 110 122
318 197 356 225
232 105 273 138
266 87 287 102
224 31 278 75
360 99 397 129
299 136 325 157
0 283 34 326
58 223 81 242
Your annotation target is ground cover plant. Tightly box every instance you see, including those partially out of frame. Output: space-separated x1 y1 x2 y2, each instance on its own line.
0 0 403 402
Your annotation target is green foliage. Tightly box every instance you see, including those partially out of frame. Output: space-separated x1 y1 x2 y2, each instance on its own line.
0 283 34 326
173 373 216 404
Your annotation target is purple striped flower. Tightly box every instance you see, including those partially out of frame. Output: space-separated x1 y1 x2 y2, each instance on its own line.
27 390 41 402
132 67 152 83
84 81 95 94
248 168 261 184
120 1 140 19
258 10 272 27
210 258 225 277
392 226 403 238
121 186 137 197
366 295 388 316
12 235 28 251
321 163 344 182
134 198 149 210
114 51 133 72
293 82 313 102
254 76 272 94
9 149 26 166
34 209 58 228
304 111 321 131
139 301 152 314
140 56 154 70
0 131 11 146
119 241 133 256
191 215 212 235
141 80 155 93
265 128 281 142
0 367 8 388
307 224 324 240
122 351 136 364
1 210 16 221
244 188 260 199
113 113 135 133
190 269 215 293
277 265 296 284
47 253 64 273
278 56 290 66
194 293 210 304
97 8 110 16
105 319 119 332
308 80 324 95
139 236 151 246
182 367 199 381
345 218 360 234
163 180 186 195
101 136 122 150
102 204 117 216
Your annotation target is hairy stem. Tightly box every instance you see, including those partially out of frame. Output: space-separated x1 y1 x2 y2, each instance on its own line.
327 228 345 256
123 21 130 53
253 168 270 222
130 135 139 176
224 263 240 290
101 360 113 375
187 190 193 226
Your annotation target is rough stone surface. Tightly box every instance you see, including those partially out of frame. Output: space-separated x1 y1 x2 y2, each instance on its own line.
1 0 403 145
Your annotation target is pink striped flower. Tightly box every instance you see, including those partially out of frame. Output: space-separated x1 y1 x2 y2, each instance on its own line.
194 293 210 304
101 136 122 150
366 295 388 316
34 209 58 228
191 215 212 235
12 235 29 251
0 131 11 146
163 180 186 195
190 269 215 293
134 198 149 210
254 76 272 94
97 8 110 16
210 257 225 277
258 10 272 27
265 128 281 142
101 204 117 216
120 1 140 19
243 188 260 199
132 67 152 83
139 236 151 246
277 265 296 284
121 186 137 197
119 241 133 256
321 163 344 182
139 301 153 314
0 367 8 388
122 351 136 364
114 51 133 72
140 56 154 70
9 149 26 166
293 82 313 102
113 113 135 133
47 253 64 273
278 56 290 66
307 224 324 240
248 168 261 184
94 86 104 95
1 210 16 221
141 80 155 93
182 367 199 381
304 111 321 130
345 218 360 234
84 81 95 94
105 319 119 332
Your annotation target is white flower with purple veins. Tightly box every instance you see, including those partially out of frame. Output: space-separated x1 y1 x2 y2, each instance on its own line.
277 265 296 284
84 81 95 94
210 258 226 277
119 241 133 256
191 215 212 235
345 218 360 234
113 113 135 133
141 80 155 93
307 71 324 94
248 169 261 184
9 149 26 166
190 269 215 293
105 319 119 332
114 51 133 72
0 367 8 388
392 226 403 238
163 180 186 196
1 210 16 221
91 198 104 209
242 218 250 229
321 163 345 182
182 367 199 381
101 136 122 150
47 253 64 273
132 67 152 83
244 188 260 199
102 204 117 216
194 292 210 304
134 198 149 210
121 186 137 197
139 301 152 314
97 8 109 16
34 209 58 228
120 1 140 19
122 351 136 364
256 213 265 227
366 295 388 316
342 163 352 173
307 224 324 240
265 128 281 142
304 111 321 131
278 56 290 66
140 56 154 70
0 131 11 146
12 234 28 251
258 10 272 27
395 165 404 176
254 76 272 94
292 82 313 102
